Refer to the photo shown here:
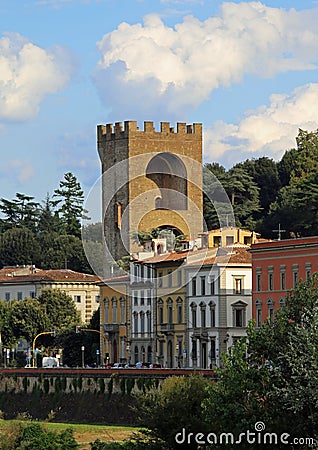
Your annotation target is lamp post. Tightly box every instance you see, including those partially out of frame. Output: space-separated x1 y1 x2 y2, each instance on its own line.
81 345 85 368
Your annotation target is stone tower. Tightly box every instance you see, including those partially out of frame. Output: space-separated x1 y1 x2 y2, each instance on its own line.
97 120 203 271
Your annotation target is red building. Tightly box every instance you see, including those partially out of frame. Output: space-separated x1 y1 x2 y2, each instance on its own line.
249 236 318 326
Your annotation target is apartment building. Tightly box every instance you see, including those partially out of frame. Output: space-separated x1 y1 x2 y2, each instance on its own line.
249 236 318 326
185 247 252 368
0 266 100 323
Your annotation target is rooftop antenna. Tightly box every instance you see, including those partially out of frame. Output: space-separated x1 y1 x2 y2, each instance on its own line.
272 223 286 241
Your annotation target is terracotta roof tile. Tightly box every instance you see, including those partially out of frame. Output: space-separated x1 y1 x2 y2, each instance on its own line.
0 267 99 283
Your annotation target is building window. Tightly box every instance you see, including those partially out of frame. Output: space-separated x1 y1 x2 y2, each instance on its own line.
191 339 197 360
201 276 206 296
192 278 197 296
147 312 151 333
140 290 144 306
280 271 286 290
158 299 164 324
133 292 138 306
30 291 35 298
5 292 10 301
17 292 23 300
190 302 197 328
269 273 273 291
178 304 182 324
112 297 117 323
267 298 274 324
140 312 145 333
305 263 311 280
210 338 216 360
177 269 182 286
104 298 109 323
134 264 138 279
120 298 125 324
232 302 247 327
200 302 206 328
177 297 183 324
209 301 216 327
158 271 163 288
133 313 138 334
74 295 81 303
147 290 151 306
255 299 262 327
226 235 234 246
293 265 298 287
168 270 173 288
167 298 173 324
209 276 215 295
256 269 262 291
234 278 242 294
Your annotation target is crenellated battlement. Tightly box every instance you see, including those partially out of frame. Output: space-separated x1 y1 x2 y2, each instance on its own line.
97 121 202 141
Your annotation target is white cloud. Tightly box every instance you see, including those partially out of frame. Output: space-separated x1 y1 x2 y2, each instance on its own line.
0 160 35 183
0 33 77 121
93 2 318 117
204 83 318 165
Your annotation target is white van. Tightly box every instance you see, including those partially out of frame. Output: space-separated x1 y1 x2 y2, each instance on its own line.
42 356 59 368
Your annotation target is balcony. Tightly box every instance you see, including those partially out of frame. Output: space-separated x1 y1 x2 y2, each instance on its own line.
104 324 119 333
160 323 175 334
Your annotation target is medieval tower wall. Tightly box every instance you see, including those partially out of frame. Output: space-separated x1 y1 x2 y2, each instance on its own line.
97 120 203 268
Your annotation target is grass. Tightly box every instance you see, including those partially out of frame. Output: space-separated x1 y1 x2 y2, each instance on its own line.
0 419 138 449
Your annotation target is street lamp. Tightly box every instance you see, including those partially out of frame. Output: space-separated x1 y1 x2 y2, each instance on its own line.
81 346 85 368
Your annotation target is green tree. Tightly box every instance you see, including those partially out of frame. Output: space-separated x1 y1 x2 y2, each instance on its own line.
37 193 62 234
0 193 40 232
277 147 298 187
53 172 89 237
9 298 48 343
0 300 15 348
37 233 92 273
135 375 212 450
202 274 318 448
236 157 281 215
37 289 80 332
223 166 261 229
0 227 41 268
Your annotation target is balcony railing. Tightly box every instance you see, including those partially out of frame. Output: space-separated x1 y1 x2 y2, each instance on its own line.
104 324 119 333
160 323 175 333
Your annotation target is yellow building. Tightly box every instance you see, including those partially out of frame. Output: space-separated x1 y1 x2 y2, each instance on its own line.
200 227 260 249
131 251 188 368
99 275 129 364
0 266 100 323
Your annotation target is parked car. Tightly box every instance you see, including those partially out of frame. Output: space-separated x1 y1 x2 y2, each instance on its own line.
113 363 125 369
135 361 151 369
124 363 136 368
149 363 162 369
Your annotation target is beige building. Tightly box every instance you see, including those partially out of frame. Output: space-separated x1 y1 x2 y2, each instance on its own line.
99 275 129 364
0 266 100 323
200 227 260 248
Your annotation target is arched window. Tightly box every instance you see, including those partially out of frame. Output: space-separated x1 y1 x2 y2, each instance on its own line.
146 152 188 210
111 297 117 324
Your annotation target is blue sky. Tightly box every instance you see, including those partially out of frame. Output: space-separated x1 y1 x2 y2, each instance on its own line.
1 0 318 222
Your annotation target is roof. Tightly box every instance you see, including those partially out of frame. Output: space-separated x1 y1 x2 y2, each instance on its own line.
185 247 252 267
0 266 99 283
250 236 318 252
135 250 189 264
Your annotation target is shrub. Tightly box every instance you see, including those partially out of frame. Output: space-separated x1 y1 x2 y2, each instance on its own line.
0 422 79 450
